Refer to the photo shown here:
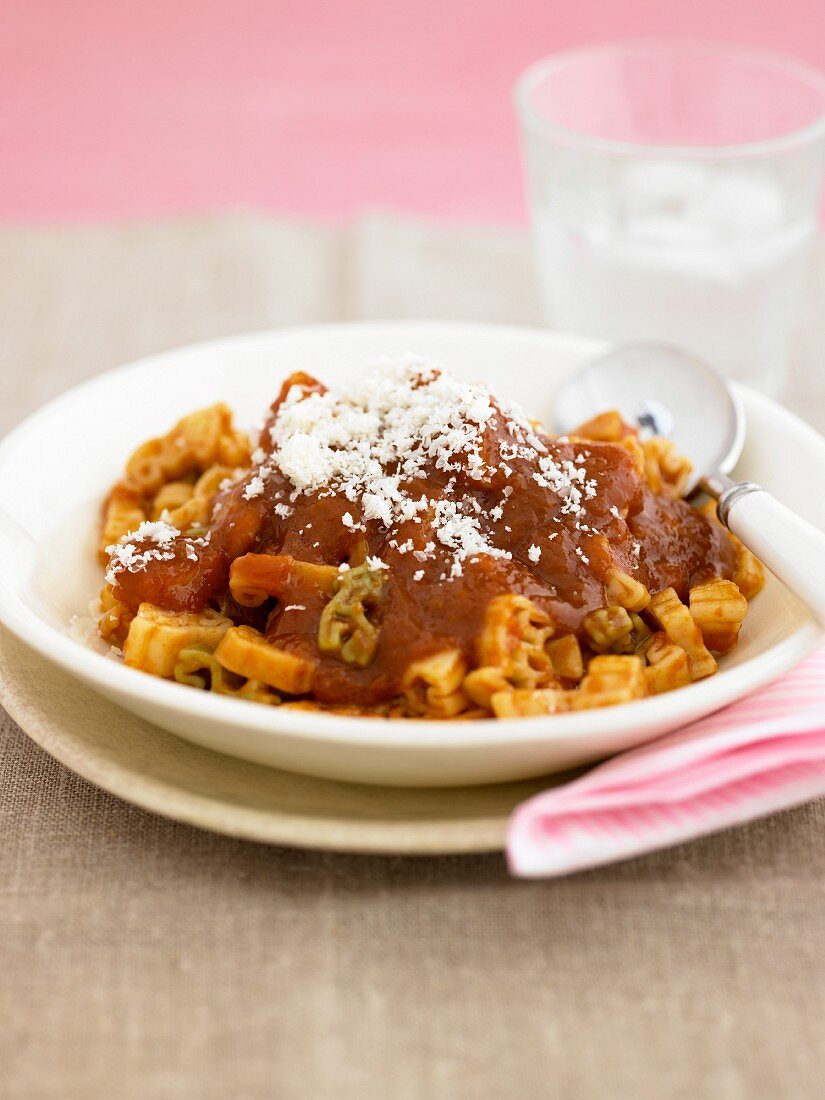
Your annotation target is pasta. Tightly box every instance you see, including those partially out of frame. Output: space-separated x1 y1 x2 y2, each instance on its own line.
95 357 764 719
123 605 231 678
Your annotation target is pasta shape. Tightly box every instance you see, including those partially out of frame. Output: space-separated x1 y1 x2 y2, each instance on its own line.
644 633 692 694
402 649 470 718
490 688 563 718
166 465 237 531
214 626 315 694
99 481 146 563
648 587 717 681
476 594 555 690
125 404 249 495
732 543 765 600
123 604 231 678
569 654 649 710
611 612 653 655
583 606 634 652
572 411 625 442
617 434 646 477
230 554 338 607
545 634 584 682
150 479 196 521
605 566 650 612
642 437 692 498
463 666 514 710
688 578 748 654
97 585 134 648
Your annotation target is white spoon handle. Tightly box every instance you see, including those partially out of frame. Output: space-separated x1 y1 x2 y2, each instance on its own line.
719 484 825 624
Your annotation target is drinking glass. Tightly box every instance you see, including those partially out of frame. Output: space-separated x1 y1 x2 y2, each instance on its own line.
515 41 825 394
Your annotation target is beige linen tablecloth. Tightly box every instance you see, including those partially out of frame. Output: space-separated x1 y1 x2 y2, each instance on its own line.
2 213 825 1099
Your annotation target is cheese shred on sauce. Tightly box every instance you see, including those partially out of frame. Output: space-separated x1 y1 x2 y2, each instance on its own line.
252 357 600 579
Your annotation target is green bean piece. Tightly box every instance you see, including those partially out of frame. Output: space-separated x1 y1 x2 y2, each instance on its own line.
173 644 222 690
317 563 386 667
174 644 279 704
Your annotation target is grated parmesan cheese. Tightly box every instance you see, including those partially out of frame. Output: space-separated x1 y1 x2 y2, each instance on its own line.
105 521 211 585
243 475 265 500
341 511 365 532
105 520 181 585
212 357 607 583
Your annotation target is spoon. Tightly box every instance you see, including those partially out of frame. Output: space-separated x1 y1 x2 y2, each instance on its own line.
553 343 825 623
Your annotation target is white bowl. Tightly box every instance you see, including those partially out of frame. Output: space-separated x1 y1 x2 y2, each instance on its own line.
0 322 822 787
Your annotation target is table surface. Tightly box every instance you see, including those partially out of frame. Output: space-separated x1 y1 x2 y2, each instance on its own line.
2 213 825 1099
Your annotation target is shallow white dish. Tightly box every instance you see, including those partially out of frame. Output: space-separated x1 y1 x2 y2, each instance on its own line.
0 322 822 787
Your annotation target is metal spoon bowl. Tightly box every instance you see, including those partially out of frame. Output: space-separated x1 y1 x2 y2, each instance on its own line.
553 342 825 623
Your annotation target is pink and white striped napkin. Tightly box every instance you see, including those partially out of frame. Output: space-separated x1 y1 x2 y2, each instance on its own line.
507 646 825 878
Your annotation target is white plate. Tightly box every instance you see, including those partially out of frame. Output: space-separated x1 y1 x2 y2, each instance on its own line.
0 624 559 854
0 322 822 787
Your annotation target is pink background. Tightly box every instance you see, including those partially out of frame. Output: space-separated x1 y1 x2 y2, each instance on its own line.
5 0 825 224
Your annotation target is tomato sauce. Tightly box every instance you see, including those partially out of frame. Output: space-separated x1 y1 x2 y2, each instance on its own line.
111 385 736 708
